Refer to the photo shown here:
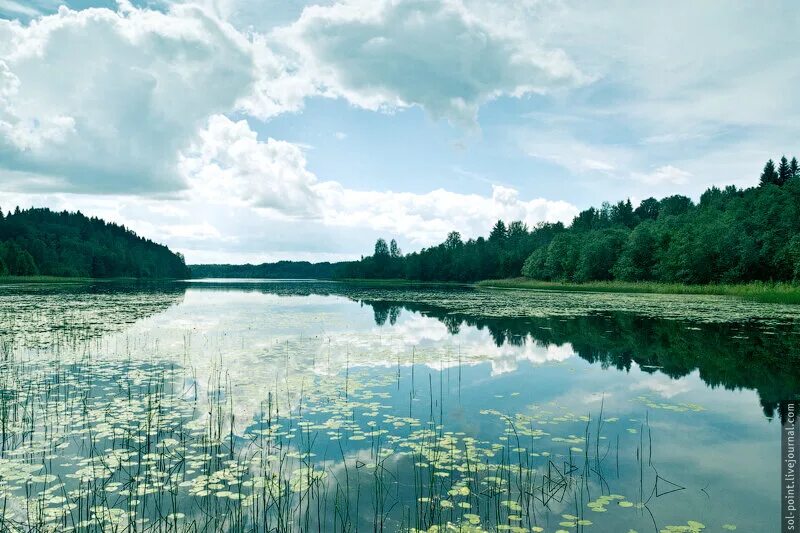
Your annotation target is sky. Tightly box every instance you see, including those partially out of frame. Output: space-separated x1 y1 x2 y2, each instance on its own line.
0 1 798 264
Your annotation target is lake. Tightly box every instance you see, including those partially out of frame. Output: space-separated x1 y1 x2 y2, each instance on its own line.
1 280 798 532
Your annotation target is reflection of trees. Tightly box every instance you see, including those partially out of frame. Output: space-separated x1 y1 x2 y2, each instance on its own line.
187 281 800 421
371 302 402 326
380 301 800 420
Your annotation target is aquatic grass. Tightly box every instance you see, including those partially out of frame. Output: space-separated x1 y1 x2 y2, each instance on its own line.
478 278 800 304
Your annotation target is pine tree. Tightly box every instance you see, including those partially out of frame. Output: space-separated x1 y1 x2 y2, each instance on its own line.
489 220 507 244
791 157 799 180
760 159 779 186
777 156 791 186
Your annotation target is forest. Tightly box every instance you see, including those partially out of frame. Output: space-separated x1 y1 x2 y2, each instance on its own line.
190 261 343 279
0 206 190 279
343 156 800 284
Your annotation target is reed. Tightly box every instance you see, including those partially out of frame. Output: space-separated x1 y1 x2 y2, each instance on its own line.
478 277 800 304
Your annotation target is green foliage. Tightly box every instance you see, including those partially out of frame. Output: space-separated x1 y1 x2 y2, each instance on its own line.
779 155 792 186
189 260 348 279
343 155 800 285
190 261 344 279
343 221 565 282
0 206 189 279
790 235 800 281
760 159 779 186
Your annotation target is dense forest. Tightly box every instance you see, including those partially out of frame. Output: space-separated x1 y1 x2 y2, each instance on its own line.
191 261 345 279
343 156 800 284
0 207 190 278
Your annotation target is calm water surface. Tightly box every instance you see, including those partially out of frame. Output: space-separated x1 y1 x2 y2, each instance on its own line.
1 280 798 532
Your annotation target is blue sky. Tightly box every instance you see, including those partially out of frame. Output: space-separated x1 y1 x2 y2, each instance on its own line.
0 0 798 263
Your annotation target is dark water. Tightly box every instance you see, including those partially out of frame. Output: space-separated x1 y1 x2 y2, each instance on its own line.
0 279 797 532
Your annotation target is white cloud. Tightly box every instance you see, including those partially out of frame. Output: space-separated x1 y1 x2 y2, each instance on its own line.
632 165 691 186
270 0 587 125
182 115 578 246
317 182 576 245
0 3 256 194
181 115 322 216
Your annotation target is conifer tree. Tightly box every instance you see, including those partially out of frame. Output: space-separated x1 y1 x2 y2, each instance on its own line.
489 220 507 244
760 159 779 186
778 155 791 185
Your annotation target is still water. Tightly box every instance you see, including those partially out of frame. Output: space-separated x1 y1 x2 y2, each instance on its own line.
0 280 798 532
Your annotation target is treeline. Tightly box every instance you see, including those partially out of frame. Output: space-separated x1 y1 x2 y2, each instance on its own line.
343 155 800 284
190 261 346 279
0 206 190 279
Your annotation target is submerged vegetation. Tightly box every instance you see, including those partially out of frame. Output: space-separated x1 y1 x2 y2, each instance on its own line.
0 207 189 279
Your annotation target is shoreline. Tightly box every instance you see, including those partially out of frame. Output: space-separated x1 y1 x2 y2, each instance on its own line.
3 275 799 304
476 278 800 304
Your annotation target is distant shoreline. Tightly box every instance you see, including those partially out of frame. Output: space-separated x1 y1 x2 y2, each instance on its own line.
3 274 799 304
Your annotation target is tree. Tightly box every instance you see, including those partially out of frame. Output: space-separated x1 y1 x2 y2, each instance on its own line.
344 155 800 285
489 220 507 244
611 199 636 227
613 222 658 280
389 239 402 258
374 238 390 258
521 247 548 279
574 229 627 282
0 207 189 279
634 198 659 221
778 156 792 186
791 157 799 181
760 159 779 186
790 235 800 281
659 195 693 217
572 208 598 231
444 231 462 250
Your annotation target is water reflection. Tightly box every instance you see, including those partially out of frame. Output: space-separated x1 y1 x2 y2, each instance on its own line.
188 280 800 419
0 279 792 531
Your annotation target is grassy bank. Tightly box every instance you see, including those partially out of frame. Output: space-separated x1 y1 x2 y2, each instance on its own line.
477 277 800 304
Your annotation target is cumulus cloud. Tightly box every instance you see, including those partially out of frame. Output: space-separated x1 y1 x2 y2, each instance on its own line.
181 115 322 216
0 1 586 261
183 115 578 245
0 3 256 194
271 0 587 124
316 182 576 245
